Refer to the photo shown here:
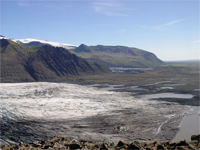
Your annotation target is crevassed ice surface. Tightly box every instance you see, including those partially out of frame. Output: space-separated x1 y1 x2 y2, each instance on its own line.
0 82 149 120
0 82 191 143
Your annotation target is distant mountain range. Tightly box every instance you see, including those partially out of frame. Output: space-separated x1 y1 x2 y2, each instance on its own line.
69 44 163 68
5 37 163 68
0 39 111 82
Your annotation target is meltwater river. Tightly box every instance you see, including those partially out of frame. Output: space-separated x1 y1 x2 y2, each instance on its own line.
172 106 200 142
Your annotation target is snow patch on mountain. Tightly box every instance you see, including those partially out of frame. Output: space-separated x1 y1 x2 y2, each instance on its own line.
0 35 6 39
12 38 77 49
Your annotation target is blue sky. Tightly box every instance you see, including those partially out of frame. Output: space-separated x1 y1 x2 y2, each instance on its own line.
1 0 199 61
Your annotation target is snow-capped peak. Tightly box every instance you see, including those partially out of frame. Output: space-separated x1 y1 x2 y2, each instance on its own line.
12 38 77 49
13 38 40 44
0 35 7 39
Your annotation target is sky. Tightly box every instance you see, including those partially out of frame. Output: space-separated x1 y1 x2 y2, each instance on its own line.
1 0 199 61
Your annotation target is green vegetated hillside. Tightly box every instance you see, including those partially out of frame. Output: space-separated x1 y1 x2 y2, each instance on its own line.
68 44 163 68
0 39 111 82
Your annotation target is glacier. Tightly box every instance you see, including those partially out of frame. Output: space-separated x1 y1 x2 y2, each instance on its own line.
0 82 191 144
12 38 77 49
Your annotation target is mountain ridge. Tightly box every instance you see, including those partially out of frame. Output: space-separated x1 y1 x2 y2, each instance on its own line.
0 39 111 82
69 44 163 68
3 37 164 68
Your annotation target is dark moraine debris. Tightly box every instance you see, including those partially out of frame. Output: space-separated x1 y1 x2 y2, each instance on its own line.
2 134 200 150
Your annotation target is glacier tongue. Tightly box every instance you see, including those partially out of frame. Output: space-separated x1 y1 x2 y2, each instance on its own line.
0 82 146 120
0 82 190 144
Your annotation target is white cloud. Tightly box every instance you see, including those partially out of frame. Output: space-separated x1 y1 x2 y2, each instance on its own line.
141 18 187 30
119 29 126 33
95 24 113 27
193 40 200 43
17 1 30 7
157 18 187 28
94 2 121 7
93 1 128 16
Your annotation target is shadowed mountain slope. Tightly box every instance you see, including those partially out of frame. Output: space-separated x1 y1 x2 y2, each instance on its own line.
0 39 111 82
69 44 163 68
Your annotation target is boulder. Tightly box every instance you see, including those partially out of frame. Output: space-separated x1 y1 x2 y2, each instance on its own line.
19 142 28 147
175 140 189 147
69 143 82 149
191 134 200 141
156 144 166 150
175 146 191 150
31 140 42 148
53 142 62 149
100 143 108 150
71 139 80 144
117 140 129 147
126 142 140 150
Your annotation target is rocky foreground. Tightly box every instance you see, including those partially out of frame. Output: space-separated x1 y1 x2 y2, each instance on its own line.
2 134 199 150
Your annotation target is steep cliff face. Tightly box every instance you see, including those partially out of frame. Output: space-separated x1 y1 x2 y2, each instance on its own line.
69 44 163 68
0 39 111 82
